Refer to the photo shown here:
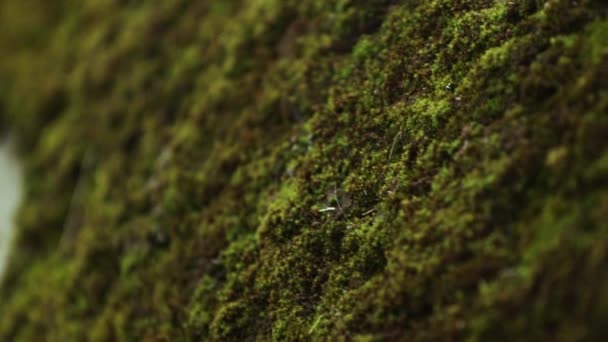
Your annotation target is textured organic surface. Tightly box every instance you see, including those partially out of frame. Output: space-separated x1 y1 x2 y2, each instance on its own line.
0 0 607 340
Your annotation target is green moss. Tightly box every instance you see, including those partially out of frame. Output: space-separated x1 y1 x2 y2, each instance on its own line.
0 0 607 340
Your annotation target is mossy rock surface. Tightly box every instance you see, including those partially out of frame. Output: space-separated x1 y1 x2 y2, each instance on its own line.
1 0 607 340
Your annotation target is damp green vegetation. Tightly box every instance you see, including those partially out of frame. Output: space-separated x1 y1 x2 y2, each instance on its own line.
1 0 607 340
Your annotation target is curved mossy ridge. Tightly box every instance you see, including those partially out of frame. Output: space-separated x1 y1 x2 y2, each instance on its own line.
0 0 607 340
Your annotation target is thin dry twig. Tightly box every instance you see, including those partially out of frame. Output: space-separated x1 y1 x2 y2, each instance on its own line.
58 148 94 250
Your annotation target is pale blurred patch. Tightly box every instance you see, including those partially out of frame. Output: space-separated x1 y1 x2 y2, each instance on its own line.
0 137 23 279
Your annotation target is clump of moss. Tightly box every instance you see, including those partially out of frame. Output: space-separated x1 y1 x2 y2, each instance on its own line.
0 0 607 340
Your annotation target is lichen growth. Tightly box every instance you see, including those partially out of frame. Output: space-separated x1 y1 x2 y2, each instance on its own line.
0 0 607 340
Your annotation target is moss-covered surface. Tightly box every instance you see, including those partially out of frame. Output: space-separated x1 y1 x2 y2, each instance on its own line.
1 0 607 340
